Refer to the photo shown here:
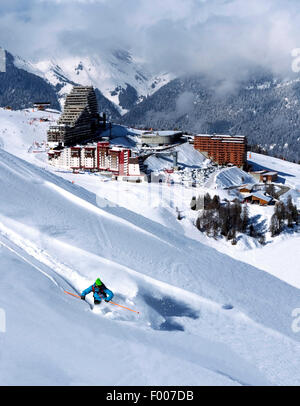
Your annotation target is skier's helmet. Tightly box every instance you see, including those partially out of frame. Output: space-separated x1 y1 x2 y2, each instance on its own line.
95 278 103 286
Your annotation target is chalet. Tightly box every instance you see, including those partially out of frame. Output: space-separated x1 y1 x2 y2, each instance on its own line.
243 192 273 206
251 170 278 183
261 171 278 183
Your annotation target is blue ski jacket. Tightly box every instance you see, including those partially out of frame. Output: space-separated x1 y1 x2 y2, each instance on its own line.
81 283 114 302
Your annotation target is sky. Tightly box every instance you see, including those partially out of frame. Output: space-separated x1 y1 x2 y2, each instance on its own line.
1 0 300 82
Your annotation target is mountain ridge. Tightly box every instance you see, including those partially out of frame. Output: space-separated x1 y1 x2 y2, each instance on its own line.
1 46 300 161
120 73 300 162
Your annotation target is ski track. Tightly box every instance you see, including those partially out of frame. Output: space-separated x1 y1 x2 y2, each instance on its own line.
1 219 300 384
0 225 262 385
0 219 218 314
0 223 84 294
0 239 59 288
45 181 176 249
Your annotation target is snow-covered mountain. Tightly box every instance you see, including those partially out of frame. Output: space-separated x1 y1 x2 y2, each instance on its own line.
32 50 172 114
1 45 172 119
0 48 60 111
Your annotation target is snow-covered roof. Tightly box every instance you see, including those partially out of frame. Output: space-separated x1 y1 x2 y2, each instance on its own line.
221 141 244 144
262 171 278 176
253 192 272 202
141 131 181 138
244 192 272 202
238 184 253 190
252 170 268 174
196 134 245 138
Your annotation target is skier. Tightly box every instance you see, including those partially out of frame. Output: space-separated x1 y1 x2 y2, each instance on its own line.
81 278 114 305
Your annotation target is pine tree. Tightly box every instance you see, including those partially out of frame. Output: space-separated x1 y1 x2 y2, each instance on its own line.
249 224 256 237
286 195 298 226
232 199 242 232
265 184 278 199
211 195 221 210
220 203 230 236
270 212 281 237
275 201 286 222
241 204 249 232
274 202 286 232
204 193 212 210
212 216 219 239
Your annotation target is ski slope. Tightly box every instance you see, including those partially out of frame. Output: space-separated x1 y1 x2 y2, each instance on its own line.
1 148 300 385
248 152 300 189
0 108 58 162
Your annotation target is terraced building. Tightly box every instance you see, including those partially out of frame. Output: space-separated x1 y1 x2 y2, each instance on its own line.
47 86 102 147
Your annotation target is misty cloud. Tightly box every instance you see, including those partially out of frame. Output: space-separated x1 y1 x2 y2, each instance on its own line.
1 0 300 85
176 92 195 115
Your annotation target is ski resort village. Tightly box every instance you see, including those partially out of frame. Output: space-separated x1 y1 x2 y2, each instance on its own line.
1 40 300 387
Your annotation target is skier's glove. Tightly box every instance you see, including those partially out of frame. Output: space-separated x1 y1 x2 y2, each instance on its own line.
81 296 85 300
104 299 111 303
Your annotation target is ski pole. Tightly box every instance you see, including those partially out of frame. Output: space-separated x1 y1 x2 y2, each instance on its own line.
108 300 140 314
64 290 81 299
64 290 140 314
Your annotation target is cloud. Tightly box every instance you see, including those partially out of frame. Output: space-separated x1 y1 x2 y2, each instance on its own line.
176 92 195 115
1 0 300 84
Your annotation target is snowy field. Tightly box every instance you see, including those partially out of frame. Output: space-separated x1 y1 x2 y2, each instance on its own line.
1 108 300 386
248 152 300 189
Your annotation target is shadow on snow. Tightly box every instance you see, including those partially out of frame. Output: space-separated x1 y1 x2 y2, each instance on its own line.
142 293 199 332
